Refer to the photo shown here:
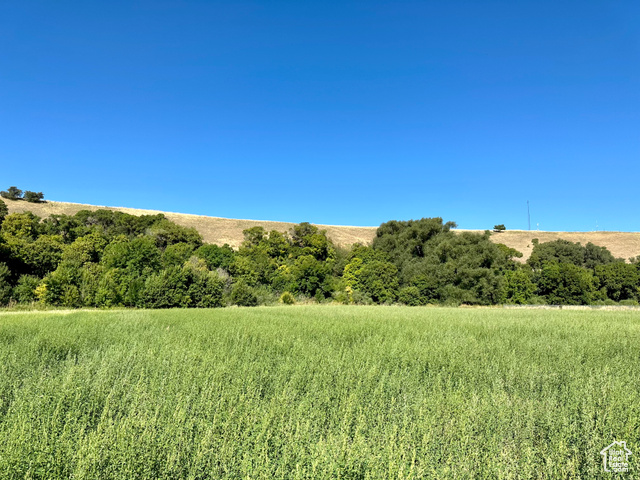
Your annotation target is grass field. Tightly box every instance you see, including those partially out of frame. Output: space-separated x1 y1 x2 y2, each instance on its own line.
0 306 638 479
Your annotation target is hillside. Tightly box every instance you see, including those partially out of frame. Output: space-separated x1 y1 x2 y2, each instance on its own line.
5 199 640 261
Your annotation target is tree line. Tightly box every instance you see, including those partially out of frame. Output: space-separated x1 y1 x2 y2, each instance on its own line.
0 199 637 308
0 186 45 203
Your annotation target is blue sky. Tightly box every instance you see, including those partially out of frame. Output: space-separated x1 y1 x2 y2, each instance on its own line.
1 1 639 231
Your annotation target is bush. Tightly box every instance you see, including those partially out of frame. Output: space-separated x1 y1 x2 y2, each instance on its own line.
0 263 12 305
23 191 44 203
619 299 639 307
0 199 7 224
536 262 595 305
280 291 295 305
398 286 425 306
230 280 258 307
140 267 190 308
162 243 195 268
1 212 40 240
195 244 235 270
13 275 41 303
503 270 535 304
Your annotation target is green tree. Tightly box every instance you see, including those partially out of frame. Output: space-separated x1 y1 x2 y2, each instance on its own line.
0 263 12 305
195 244 235 270
0 199 8 225
101 237 161 275
343 246 399 303
148 219 202 249
1 212 40 240
162 243 195 268
398 286 425 306
584 242 617 269
0 186 22 200
528 239 616 270
23 191 44 203
503 269 536 304
493 224 506 232
230 279 258 306
13 275 40 303
13 234 65 277
61 232 108 267
291 254 332 297
594 263 639 302
535 262 595 305
41 263 82 307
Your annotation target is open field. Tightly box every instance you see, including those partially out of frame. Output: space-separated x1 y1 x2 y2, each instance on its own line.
6 199 640 261
0 306 638 478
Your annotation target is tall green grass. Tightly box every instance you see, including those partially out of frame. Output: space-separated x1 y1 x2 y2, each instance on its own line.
0 306 638 479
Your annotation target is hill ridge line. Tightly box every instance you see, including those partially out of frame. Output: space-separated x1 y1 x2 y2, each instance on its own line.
5 199 640 261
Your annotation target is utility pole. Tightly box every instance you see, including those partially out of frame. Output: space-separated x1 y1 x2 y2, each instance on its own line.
527 201 531 231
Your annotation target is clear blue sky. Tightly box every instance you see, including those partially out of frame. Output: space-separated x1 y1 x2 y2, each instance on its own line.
1 1 639 231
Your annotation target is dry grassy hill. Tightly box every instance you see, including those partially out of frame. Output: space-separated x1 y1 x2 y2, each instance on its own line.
6 199 640 262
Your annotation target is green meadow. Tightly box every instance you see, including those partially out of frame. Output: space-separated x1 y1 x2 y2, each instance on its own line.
0 306 638 479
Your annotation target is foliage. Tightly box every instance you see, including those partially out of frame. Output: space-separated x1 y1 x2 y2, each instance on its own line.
528 239 616 270
397 286 425 306
291 254 332 298
148 219 202 249
0 199 7 225
279 291 295 304
195 243 234 270
141 265 224 308
594 262 639 302
343 247 399 303
374 219 515 305
493 224 506 231
230 279 258 306
1 212 40 240
162 242 195 268
535 262 595 305
0 186 22 200
23 191 44 203
12 275 40 303
0 263 11 305
101 237 161 275
0 205 633 308
502 269 536 304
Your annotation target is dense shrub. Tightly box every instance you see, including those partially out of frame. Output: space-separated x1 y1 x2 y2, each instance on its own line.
398 286 425 306
528 240 617 270
280 291 295 304
1 212 40 240
230 279 258 307
374 220 513 305
594 262 639 302
503 269 536 304
101 237 161 274
0 263 12 305
12 275 40 303
162 243 195 268
0 200 7 225
195 243 234 270
535 262 596 305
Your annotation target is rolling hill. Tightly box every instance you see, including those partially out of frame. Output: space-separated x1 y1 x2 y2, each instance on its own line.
5 199 640 262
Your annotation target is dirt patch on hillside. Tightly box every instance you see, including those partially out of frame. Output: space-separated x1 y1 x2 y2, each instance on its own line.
6 200 640 261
